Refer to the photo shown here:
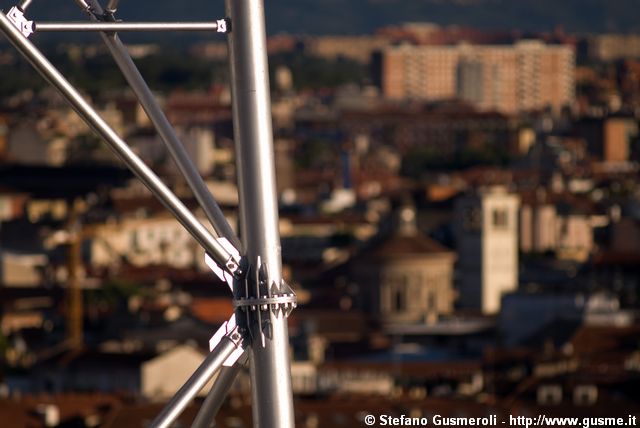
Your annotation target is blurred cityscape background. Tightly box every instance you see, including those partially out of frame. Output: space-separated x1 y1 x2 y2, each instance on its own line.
0 0 640 427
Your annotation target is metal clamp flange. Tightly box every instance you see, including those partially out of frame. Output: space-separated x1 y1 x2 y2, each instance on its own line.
236 257 297 347
233 292 298 316
204 240 298 348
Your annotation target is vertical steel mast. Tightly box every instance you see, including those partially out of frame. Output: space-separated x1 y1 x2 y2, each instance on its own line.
226 0 296 427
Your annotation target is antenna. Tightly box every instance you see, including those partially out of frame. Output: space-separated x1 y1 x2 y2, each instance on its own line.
0 1 296 427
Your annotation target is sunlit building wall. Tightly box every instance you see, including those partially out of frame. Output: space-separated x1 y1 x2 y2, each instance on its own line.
379 41 575 114
455 186 520 314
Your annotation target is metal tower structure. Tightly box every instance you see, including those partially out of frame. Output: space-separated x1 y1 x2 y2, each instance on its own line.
0 1 297 427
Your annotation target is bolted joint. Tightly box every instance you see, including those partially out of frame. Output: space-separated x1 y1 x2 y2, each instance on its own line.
217 17 231 33
225 257 243 278
6 6 33 37
208 314 248 367
233 291 297 318
225 324 247 348
232 256 297 347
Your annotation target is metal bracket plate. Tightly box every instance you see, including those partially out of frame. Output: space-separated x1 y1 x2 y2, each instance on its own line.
7 6 33 37
208 314 245 367
205 241 297 348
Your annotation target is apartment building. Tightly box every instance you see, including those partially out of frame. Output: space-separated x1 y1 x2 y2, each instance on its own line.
376 41 575 114
586 34 640 62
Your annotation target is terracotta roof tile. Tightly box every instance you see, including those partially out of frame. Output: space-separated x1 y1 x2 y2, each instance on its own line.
570 325 640 356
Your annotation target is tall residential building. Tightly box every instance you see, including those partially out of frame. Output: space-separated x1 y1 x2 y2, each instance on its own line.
586 34 640 62
376 41 575 114
574 116 638 163
454 186 520 314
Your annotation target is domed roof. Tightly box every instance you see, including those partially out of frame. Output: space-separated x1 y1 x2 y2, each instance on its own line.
363 233 453 260
357 205 454 261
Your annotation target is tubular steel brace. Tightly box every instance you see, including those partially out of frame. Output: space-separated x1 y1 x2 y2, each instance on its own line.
0 0 298 426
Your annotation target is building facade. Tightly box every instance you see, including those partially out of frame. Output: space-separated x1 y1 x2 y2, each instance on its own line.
353 206 456 325
586 34 640 62
576 117 638 163
455 187 520 314
377 41 575 114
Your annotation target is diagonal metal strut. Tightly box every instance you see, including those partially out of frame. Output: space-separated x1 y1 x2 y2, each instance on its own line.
0 10 241 276
190 358 246 428
81 0 243 251
149 331 247 428
0 2 299 427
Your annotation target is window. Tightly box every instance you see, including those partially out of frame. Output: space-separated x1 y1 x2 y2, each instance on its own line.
463 207 482 231
573 385 597 406
394 287 406 311
537 384 562 405
391 275 409 312
492 208 509 229
131 231 139 250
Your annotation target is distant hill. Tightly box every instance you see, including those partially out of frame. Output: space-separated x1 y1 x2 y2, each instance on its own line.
1 0 639 36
